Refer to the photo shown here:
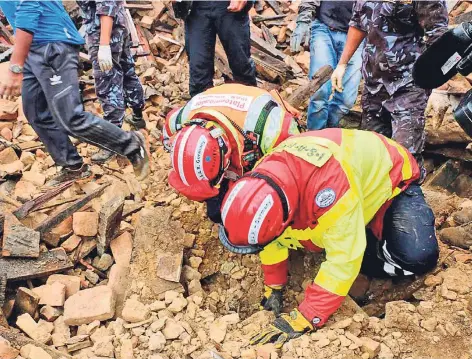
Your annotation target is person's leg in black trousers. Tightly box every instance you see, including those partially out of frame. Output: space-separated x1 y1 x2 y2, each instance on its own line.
185 1 217 97
215 3 257 87
361 184 439 278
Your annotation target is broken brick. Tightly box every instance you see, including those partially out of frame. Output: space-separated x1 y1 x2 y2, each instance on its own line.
46 274 81 298
110 231 133 266
97 196 124 255
64 286 116 325
0 147 18 164
33 282 66 307
73 212 98 237
16 313 51 344
15 287 40 317
60 234 82 253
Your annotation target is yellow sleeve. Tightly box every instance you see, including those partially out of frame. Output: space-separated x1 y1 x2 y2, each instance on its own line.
314 190 367 296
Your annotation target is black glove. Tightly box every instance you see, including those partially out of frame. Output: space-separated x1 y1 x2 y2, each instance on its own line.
260 285 283 316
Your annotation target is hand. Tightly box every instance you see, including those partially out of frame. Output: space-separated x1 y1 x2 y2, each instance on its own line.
331 64 347 93
250 309 313 349
98 45 113 72
260 285 284 316
0 71 23 100
290 22 310 53
227 0 247 12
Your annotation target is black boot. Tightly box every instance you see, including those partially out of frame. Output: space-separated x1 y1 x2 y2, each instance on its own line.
45 164 92 187
128 131 150 181
124 112 146 130
91 148 115 163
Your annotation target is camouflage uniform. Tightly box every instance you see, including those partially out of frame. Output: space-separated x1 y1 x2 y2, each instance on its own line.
78 0 144 127
350 1 448 164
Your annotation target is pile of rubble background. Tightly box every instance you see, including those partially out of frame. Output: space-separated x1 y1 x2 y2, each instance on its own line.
0 1 471 359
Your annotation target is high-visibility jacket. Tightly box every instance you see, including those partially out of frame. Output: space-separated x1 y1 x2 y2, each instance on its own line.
163 84 301 176
253 129 420 327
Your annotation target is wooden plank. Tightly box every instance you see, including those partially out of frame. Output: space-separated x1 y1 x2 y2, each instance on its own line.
261 24 277 47
0 21 14 45
124 8 140 48
0 326 73 359
251 48 289 81
0 248 73 282
13 180 74 220
34 183 110 235
266 0 282 14
287 65 334 108
125 3 154 10
252 14 287 24
251 33 286 60
453 10 472 24
0 273 6 307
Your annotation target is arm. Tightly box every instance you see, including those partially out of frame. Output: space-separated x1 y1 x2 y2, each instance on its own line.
0 1 43 98
414 1 448 46
338 26 366 66
99 15 113 45
296 0 319 24
259 240 289 287
298 190 366 328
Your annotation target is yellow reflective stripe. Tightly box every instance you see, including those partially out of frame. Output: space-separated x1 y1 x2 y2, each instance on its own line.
259 240 289 265
261 107 284 154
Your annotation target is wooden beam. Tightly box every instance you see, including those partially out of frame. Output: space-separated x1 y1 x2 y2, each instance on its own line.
266 0 282 14
0 248 73 282
251 33 286 60
252 14 287 24
287 65 334 108
34 183 110 235
453 10 472 24
13 180 74 220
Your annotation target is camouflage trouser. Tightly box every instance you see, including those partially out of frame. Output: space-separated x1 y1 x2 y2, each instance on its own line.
361 84 429 170
88 35 144 127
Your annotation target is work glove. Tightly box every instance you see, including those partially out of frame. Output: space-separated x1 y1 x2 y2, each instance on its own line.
331 64 347 93
98 45 113 72
290 22 310 53
260 285 284 316
250 309 313 349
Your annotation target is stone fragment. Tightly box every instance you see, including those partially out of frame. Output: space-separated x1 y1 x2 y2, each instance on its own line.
73 212 99 237
378 343 394 359
93 335 115 357
442 267 472 294
52 316 70 347
182 265 201 282
317 338 330 348
97 196 124 255
66 335 92 352
64 286 116 325
14 181 37 202
241 348 257 359
0 337 19 359
27 346 52 359
16 313 51 344
37 319 54 334
220 313 240 325
150 318 167 332
46 274 81 298
209 320 227 344
168 297 188 313
156 250 183 283
162 319 185 340
110 231 133 266
61 234 82 253
22 171 46 186
40 306 62 322
15 287 40 317
148 331 166 351
121 298 150 323
43 217 73 247
2 213 40 258
0 147 18 164
188 279 203 295
360 337 381 358
424 275 443 288
120 339 134 359
332 318 352 329
164 290 179 304
107 264 129 318
149 301 166 311
33 282 66 307
188 256 202 269
85 269 100 285
93 253 114 272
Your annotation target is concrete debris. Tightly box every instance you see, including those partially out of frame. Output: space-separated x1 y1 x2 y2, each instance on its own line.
121 298 150 323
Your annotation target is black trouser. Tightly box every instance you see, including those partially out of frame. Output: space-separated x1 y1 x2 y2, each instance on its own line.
22 42 141 167
185 1 257 97
361 184 439 278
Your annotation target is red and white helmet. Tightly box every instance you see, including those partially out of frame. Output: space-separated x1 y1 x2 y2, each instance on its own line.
163 107 183 152
219 173 292 253
168 121 232 202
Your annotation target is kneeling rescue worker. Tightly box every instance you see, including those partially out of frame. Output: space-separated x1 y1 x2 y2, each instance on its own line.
218 129 438 348
164 84 302 223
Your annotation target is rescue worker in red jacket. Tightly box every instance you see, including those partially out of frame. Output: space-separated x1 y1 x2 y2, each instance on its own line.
218 129 438 348
164 84 301 223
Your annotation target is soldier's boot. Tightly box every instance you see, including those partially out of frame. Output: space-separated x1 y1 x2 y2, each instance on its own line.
124 110 146 130
45 164 92 187
128 131 150 181
91 149 115 163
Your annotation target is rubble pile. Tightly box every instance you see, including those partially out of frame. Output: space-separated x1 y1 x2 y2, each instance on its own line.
0 1 471 359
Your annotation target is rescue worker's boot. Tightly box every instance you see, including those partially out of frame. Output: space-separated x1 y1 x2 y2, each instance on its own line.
45 164 92 187
124 109 146 130
127 131 150 181
91 149 115 163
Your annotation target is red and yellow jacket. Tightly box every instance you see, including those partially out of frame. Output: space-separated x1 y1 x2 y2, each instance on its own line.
253 129 420 327
163 84 301 176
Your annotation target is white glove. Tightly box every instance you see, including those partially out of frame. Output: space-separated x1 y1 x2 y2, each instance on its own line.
98 45 113 72
331 64 347 93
